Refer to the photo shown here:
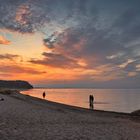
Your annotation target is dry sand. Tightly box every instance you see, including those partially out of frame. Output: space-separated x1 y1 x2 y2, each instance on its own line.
0 90 140 140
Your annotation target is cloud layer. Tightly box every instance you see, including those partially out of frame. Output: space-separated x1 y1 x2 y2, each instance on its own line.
0 0 140 87
0 35 11 45
0 53 19 60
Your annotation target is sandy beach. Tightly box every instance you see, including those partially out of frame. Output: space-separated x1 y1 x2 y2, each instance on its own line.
0 90 140 140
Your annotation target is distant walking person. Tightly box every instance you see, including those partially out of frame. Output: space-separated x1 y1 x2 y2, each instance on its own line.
89 95 94 109
43 91 46 99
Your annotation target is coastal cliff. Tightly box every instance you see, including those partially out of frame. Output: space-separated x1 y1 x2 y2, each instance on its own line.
0 80 33 89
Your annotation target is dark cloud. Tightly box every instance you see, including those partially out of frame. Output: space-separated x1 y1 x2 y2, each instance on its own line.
29 52 80 68
43 26 123 68
0 53 19 60
0 65 46 74
0 0 98 33
41 0 140 71
43 32 59 48
0 0 50 33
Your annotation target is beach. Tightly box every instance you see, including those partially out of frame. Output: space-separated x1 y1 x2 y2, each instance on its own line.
0 90 140 140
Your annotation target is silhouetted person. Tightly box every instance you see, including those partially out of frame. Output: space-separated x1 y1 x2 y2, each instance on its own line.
43 92 46 99
89 95 92 105
89 95 94 109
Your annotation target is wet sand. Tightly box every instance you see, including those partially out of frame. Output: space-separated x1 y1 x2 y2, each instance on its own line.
0 90 140 140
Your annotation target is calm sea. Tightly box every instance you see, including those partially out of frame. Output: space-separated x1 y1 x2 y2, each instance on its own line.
22 88 140 113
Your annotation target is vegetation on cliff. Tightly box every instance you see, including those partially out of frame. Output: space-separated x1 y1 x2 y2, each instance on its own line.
0 80 33 89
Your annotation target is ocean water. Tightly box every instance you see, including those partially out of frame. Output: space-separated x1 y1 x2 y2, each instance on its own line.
22 88 140 113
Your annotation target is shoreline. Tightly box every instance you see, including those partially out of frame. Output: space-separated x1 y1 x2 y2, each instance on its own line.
22 88 140 114
20 89 131 116
16 91 140 119
23 92 130 116
0 90 140 140
0 89 139 118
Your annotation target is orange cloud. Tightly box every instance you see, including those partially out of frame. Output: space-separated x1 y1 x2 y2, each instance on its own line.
0 53 19 60
0 35 11 45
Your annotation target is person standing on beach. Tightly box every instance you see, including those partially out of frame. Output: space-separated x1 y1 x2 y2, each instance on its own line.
89 95 94 109
43 91 46 99
91 95 94 104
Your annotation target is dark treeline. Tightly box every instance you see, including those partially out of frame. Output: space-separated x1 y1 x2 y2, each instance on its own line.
0 80 33 89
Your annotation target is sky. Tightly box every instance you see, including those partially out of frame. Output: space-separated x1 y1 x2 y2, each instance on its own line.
0 0 140 88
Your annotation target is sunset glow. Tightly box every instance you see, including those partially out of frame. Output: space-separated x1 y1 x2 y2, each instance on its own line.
0 0 140 88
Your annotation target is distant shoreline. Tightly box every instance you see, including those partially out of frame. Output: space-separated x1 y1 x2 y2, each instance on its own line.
34 87 140 89
22 88 140 113
0 80 33 89
1 89 139 116
21 91 140 116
